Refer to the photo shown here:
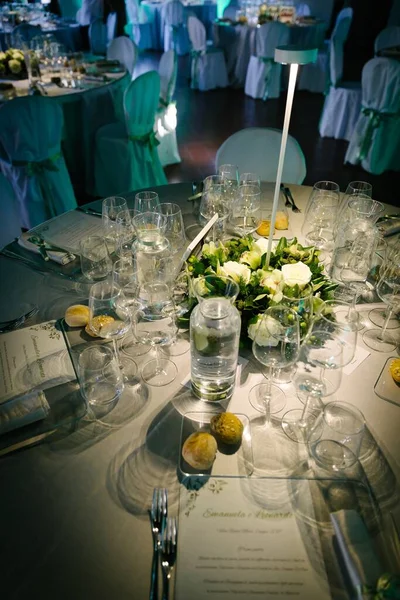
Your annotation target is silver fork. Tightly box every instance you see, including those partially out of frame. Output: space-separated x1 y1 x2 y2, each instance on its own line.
161 517 178 600
149 488 168 600
0 306 38 333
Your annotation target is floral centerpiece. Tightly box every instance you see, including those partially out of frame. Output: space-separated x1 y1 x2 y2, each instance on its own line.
182 236 336 346
0 48 39 79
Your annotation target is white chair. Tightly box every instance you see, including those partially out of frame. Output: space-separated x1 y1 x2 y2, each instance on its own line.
298 7 353 94
94 71 167 197
374 26 400 54
76 0 103 26
345 57 400 175
124 0 154 50
187 16 228 91
89 18 108 55
216 128 306 184
161 0 190 56
106 12 117 44
0 97 77 229
318 16 361 141
0 172 21 249
107 37 138 76
244 21 290 100
156 50 181 166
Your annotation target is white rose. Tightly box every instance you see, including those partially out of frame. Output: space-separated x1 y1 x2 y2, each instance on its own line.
281 262 312 287
240 250 261 270
219 261 251 284
259 268 283 291
248 314 281 346
252 238 278 256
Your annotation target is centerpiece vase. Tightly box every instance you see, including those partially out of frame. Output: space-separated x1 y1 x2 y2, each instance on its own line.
190 275 241 402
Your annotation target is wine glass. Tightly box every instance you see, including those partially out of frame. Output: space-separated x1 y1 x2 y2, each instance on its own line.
133 282 178 386
134 190 160 213
249 306 300 420
199 179 230 242
239 172 261 188
102 196 128 253
112 258 151 359
368 245 400 330
231 184 262 235
115 208 137 258
281 282 314 340
312 299 358 366
80 235 112 282
337 181 372 222
155 203 186 256
363 255 400 352
217 164 239 201
281 329 344 443
302 182 340 251
88 280 138 384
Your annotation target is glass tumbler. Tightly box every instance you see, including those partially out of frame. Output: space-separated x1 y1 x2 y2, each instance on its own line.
78 345 124 406
308 401 365 471
80 235 112 282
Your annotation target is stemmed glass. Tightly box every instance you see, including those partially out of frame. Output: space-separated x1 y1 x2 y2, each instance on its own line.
249 306 300 420
134 190 160 213
337 181 372 221
239 172 261 188
217 164 239 201
302 181 340 251
102 196 128 253
231 184 262 235
133 282 178 386
155 203 186 256
281 330 344 443
281 282 314 341
368 245 400 330
88 280 138 384
312 299 358 366
200 177 230 242
363 255 400 352
115 208 137 258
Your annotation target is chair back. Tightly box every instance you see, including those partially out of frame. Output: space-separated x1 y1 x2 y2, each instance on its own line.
159 49 177 103
123 70 160 137
329 16 352 86
362 57 400 114
223 3 239 20
126 0 139 23
188 16 206 51
374 26 400 54
0 96 63 162
216 128 306 184
107 36 138 76
295 3 311 18
107 12 117 44
162 0 185 26
89 18 108 55
335 7 353 25
0 172 21 249
12 24 41 44
256 21 290 58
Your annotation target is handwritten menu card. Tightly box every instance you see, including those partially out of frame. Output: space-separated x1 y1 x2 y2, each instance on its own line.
176 478 331 600
0 321 75 404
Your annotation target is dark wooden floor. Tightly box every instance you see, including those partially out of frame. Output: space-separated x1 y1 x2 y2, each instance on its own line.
137 51 400 208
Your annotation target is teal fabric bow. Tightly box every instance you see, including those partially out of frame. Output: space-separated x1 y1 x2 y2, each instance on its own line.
129 129 160 162
357 106 400 162
359 573 400 599
260 57 274 101
191 49 203 89
12 153 61 218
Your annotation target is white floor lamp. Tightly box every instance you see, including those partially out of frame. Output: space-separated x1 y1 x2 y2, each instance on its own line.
265 45 318 269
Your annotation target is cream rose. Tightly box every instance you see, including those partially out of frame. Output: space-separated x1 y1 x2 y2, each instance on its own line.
248 314 281 346
281 262 312 287
219 261 251 284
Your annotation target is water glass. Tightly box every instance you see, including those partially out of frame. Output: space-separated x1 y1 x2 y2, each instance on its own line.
199 182 230 242
308 401 365 471
78 345 123 406
102 196 128 251
231 184 261 235
155 203 186 254
239 172 261 188
80 236 112 281
132 211 168 249
116 208 137 257
217 164 239 200
134 190 160 213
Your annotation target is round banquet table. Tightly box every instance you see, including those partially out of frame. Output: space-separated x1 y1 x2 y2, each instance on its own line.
213 19 327 87
0 69 130 198
142 0 217 50
0 182 399 600
0 22 82 52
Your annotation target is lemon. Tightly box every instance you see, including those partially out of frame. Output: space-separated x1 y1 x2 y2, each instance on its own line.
389 359 400 384
256 220 271 236
85 315 115 338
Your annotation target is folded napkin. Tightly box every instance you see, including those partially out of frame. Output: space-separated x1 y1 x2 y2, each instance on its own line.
0 390 50 435
330 510 400 599
18 233 75 265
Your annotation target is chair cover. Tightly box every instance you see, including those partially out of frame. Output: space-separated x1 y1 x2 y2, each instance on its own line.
0 97 77 229
156 50 181 166
94 71 167 197
318 16 361 141
107 36 138 76
89 18 108 55
77 0 103 26
216 128 306 184
296 3 311 17
0 172 21 249
162 0 190 56
125 0 154 50
374 26 400 54
244 22 290 100
188 16 228 91
345 57 400 175
223 3 239 20
107 12 117 44
12 24 42 44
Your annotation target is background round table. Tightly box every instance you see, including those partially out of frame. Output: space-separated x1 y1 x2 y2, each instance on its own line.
0 22 82 52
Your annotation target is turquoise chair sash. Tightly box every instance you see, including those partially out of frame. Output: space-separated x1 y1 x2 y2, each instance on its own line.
260 57 274 101
128 129 160 162
357 106 400 162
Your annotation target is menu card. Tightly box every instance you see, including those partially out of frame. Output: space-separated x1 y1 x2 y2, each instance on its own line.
0 321 75 404
31 211 104 255
176 478 331 600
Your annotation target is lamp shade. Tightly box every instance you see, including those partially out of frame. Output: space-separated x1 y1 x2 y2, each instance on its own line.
275 45 318 65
